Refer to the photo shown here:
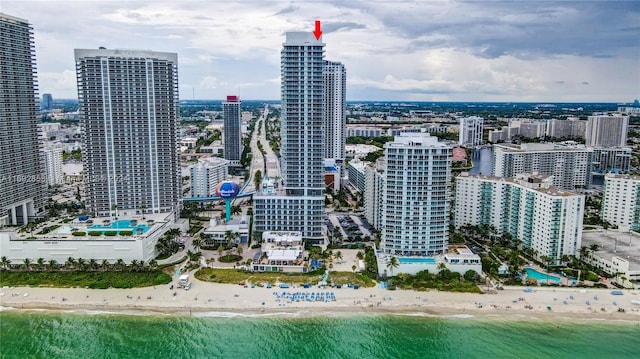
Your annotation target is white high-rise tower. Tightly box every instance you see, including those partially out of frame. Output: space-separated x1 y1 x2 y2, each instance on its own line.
324 61 346 162
253 32 325 243
75 48 180 217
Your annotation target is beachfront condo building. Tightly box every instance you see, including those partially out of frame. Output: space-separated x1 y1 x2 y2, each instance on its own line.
492 143 593 191
190 157 230 198
43 144 64 186
380 133 452 257
324 61 346 163
364 158 385 231
253 32 325 243
601 174 640 232
585 113 629 148
591 147 632 174
0 13 46 225
75 48 180 217
454 173 584 263
458 116 483 147
223 95 242 167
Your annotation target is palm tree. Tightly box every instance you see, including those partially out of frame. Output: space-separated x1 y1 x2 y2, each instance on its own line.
65 257 76 270
88 259 98 271
0 256 10 270
22 258 32 271
192 237 203 253
335 251 343 264
356 251 364 260
130 259 140 272
224 230 239 248
148 259 158 271
237 246 243 255
111 203 119 219
387 256 400 277
217 244 224 257
139 204 147 219
589 244 600 253
115 259 125 272
101 259 110 271
579 246 590 260
48 259 58 272
36 257 45 271
540 255 552 284
77 258 87 271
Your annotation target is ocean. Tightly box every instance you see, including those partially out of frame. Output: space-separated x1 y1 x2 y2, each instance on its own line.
1 311 638 358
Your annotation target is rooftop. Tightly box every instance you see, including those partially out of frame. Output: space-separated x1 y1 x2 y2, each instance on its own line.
581 230 640 270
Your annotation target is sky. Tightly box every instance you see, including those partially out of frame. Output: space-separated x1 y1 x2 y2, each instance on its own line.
2 0 639 102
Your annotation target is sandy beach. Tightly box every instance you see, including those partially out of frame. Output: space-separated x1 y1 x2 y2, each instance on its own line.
2 275 640 321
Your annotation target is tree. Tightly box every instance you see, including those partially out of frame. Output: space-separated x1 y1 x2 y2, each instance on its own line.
335 251 343 263
579 246 590 259
139 204 147 219
111 204 119 219
237 246 243 255
192 237 203 253
148 259 158 271
101 259 110 271
589 244 600 253
89 258 98 271
387 256 400 276
254 169 262 191
0 256 10 270
540 255 553 284
48 259 58 271
22 258 32 271
356 251 364 260
352 265 357 273
224 230 239 248
217 245 224 256
115 259 126 272
36 257 45 271
65 257 76 270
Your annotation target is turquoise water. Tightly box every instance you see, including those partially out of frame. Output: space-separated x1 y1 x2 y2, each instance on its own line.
87 220 150 234
0 311 638 358
398 257 436 264
526 267 562 284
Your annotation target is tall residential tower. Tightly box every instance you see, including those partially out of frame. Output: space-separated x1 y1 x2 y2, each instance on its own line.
324 61 346 163
253 32 325 242
223 95 242 166
75 48 180 217
0 14 46 225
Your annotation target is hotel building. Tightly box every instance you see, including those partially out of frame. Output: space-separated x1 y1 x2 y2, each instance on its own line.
190 157 230 198
455 173 584 263
253 32 325 243
75 48 181 217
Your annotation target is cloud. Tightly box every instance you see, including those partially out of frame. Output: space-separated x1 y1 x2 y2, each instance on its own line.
1 0 636 101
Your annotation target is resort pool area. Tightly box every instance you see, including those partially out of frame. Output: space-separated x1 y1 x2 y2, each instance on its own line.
525 267 561 284
87 219 151 234
398 257 436 264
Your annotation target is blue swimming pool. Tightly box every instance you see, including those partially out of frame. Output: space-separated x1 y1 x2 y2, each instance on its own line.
525 267 561 284
398 257 437 264
87 219 151 234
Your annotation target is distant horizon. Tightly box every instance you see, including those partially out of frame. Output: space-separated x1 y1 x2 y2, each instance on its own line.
49 98 636 105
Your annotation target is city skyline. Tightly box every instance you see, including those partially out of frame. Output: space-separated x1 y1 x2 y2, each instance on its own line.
1 1 638 102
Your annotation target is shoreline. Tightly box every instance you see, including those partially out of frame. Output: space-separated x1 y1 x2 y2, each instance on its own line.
2 279 640 324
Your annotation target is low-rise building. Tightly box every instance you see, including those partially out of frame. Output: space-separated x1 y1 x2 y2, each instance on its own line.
581 230 640 289
252 231 307 273
201 216 249 247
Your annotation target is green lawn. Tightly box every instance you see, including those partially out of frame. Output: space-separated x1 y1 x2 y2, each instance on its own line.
0 270 171 289
194 268 376 287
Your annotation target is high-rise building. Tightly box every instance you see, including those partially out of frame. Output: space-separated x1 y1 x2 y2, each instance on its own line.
0 14 46 225
458 116 483 147
591 147 632 174
364 158 385 231
546 118 587 139
585 113 629 147
324 61 346 162
492 143 593 191
455 173 584 263
380 133 452 257
222 95 242 166
43 144 63 186
41 93 53 111
75 48 180 217
253 32 325 242
601 174 640 232
190 157 229 198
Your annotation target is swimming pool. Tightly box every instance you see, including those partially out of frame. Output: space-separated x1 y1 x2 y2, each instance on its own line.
398 257 437 264
87 219 151 234
525 267 561 284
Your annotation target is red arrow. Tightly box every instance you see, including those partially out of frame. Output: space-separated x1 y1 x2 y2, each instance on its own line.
313 20 322 40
